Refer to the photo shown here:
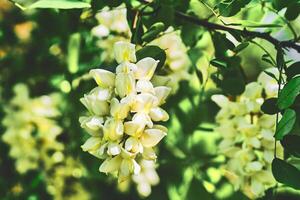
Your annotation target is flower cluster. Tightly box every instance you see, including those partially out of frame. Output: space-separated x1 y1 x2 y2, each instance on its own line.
132 159 160 197
2 84 89 200
150 28 191 93
212 68 283 199
46 157 90 200
91 6 190 93
2 84 63 173
80 41 171 183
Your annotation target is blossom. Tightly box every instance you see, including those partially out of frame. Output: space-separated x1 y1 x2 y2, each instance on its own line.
212 68 283 199
80 41 170 183
2 84 63 174
91 7 190 93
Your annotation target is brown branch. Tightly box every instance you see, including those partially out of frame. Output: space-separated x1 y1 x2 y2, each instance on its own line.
175 11 300 53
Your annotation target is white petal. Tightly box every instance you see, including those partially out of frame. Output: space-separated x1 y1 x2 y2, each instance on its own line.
141 129 166 148
136 80 154 94
134 57 159 80
114 41 136 63
110 98 130 120
149 107 169 122
211 95 229 108
107 142 121 156
115 72 136 98
99 155 122 173
124 121 145 137
154 86 171 105
89 69 115 88
81 137 102 152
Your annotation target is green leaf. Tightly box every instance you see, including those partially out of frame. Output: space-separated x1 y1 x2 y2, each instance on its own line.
67 33 80 74
272 158 300 189
142 22 165 43
222 77 245 95
136 46 166 70
282 135 300 157
210 59 227 69
233 42 249 52
28 0 91 9
286 62 300 80
285 2 300 20
275 109 296 140
272 0 295 11
277 76 300 109
261 98 279 115
219 0 251 17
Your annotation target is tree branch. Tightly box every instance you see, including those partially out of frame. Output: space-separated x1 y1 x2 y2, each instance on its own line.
175 11 300 53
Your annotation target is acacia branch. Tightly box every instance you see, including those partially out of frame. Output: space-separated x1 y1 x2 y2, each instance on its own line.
175 11 300 53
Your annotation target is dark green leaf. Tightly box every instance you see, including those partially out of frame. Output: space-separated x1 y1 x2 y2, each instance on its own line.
219 0 251 17
277 76 300 109
272 0 295 11
195 68 203 84
263 69 278 82
136 46 166 70
261 98 279 115
272 158 300 189
282 135 300 157
275 109 296 140
286 62 300 80
262 54 275 66
233 42 249 52
142 22 165 43
181 22 203 47
210 59 227 69
28 0 91 9
222 77 245 95
285 2 300 20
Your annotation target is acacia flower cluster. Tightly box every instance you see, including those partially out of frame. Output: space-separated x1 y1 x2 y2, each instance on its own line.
91 6 191 93
2 84 89 200
2 84 63 173
80 41 171 182
212 68 283 199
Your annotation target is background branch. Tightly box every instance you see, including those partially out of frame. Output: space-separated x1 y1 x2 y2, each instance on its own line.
175 11 300 53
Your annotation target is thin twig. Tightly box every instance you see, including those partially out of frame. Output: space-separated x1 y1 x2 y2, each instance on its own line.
175 11 300 53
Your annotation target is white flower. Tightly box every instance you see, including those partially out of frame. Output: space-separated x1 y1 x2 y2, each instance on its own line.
80 41 170 183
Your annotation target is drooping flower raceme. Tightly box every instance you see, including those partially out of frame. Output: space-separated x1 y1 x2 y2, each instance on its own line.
2 84 89 200
212 68 283 199
91 6 191 94
80 41 171 183
2 84 63 173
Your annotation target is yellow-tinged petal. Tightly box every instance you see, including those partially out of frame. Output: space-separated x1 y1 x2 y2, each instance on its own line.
80 94 109 116
142 147 157 160
149 107 169 122
134 57 159 80
136 80 154 94
110 98 130 120
211 94 229 108
79 116 104 136
115 72 136 98
103 118 124 141
81 137 102 152
125 137 143 154
114 41 136 63
107 142 121 156
90 69 115 88
124 121 145 137
132 112 153 128
131 93 157 113
116 62 137 74
154 86 171 106
99 155 122 173
140 129 166 148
